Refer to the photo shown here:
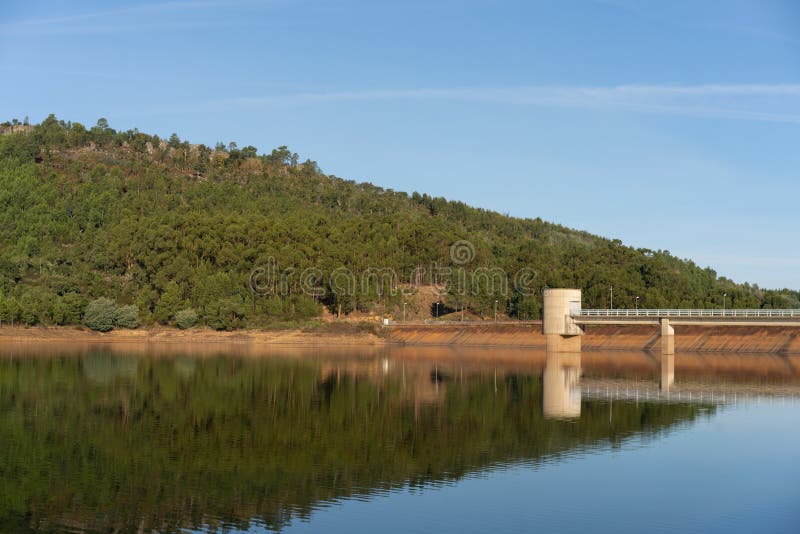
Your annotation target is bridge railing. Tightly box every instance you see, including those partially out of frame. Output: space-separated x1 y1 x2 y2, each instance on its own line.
574 309 800 318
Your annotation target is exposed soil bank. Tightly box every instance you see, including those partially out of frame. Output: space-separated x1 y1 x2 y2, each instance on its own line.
387 323 547 348
0 325 386 347
3 323 800 354
387 323 800 354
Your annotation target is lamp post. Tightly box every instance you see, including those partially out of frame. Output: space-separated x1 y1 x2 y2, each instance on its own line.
609 285 614 310
435 301 440 319
494 300 498 322
635 296 639 310
723 292 727 313
403 302 407 323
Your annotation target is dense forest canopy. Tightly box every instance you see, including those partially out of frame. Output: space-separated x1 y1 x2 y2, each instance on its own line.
0 115 797 329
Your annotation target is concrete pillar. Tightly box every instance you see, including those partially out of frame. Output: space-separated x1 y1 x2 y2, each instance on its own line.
660 319 675 390
543 289 584 352
660 318 675 355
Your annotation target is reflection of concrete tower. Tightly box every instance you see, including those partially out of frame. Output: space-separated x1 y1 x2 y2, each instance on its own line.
543 351 582 419
660 352 675 392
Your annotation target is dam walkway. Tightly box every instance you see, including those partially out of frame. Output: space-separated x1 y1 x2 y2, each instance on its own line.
573 308 800 327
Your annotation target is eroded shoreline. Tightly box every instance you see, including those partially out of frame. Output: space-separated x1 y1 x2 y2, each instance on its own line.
0 325 386 346
2 323 800 354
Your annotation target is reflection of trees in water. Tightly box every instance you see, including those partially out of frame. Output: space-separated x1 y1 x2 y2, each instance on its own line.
81 350 138 384
0 354 715 533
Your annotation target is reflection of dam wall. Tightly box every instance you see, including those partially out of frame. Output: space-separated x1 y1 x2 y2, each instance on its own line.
387 324 800 354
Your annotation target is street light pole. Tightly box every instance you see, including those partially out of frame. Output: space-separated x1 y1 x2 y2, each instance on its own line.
635 296 639 310
435 301 439 319
403 302 406 323
494 300 498 322
609 285 614 310
723 292 727 313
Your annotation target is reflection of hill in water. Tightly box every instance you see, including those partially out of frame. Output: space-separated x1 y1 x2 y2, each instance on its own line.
0 353 714 533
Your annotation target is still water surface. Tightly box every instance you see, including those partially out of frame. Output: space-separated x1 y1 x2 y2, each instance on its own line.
0 344 798 533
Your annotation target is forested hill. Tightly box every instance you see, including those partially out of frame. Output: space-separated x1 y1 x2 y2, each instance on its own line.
0 116 797 329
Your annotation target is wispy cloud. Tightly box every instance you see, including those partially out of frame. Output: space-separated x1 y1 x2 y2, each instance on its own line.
217 83 800 123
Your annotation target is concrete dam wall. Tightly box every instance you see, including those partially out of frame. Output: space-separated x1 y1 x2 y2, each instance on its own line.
387 323 800 354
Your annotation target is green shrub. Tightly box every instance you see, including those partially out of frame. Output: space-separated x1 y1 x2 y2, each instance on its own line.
175 308 198 329
114 304 140 329
205 298 245 330
83 298 117 332
154 282 183 324
62 292 87 324
52 299 69 325
0 296 21 325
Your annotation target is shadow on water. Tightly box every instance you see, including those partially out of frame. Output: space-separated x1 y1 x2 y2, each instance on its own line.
1 342 784 533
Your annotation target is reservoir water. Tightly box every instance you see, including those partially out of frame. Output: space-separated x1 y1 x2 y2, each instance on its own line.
0 344 798 533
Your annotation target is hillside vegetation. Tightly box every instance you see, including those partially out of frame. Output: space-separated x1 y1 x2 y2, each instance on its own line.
0 115 797 329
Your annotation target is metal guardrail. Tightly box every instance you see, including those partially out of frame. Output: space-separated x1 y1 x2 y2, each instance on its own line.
388 320 541 326
574 309 800 318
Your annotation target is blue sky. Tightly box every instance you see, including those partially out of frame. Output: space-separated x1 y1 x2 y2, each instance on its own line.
1 0 799 289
